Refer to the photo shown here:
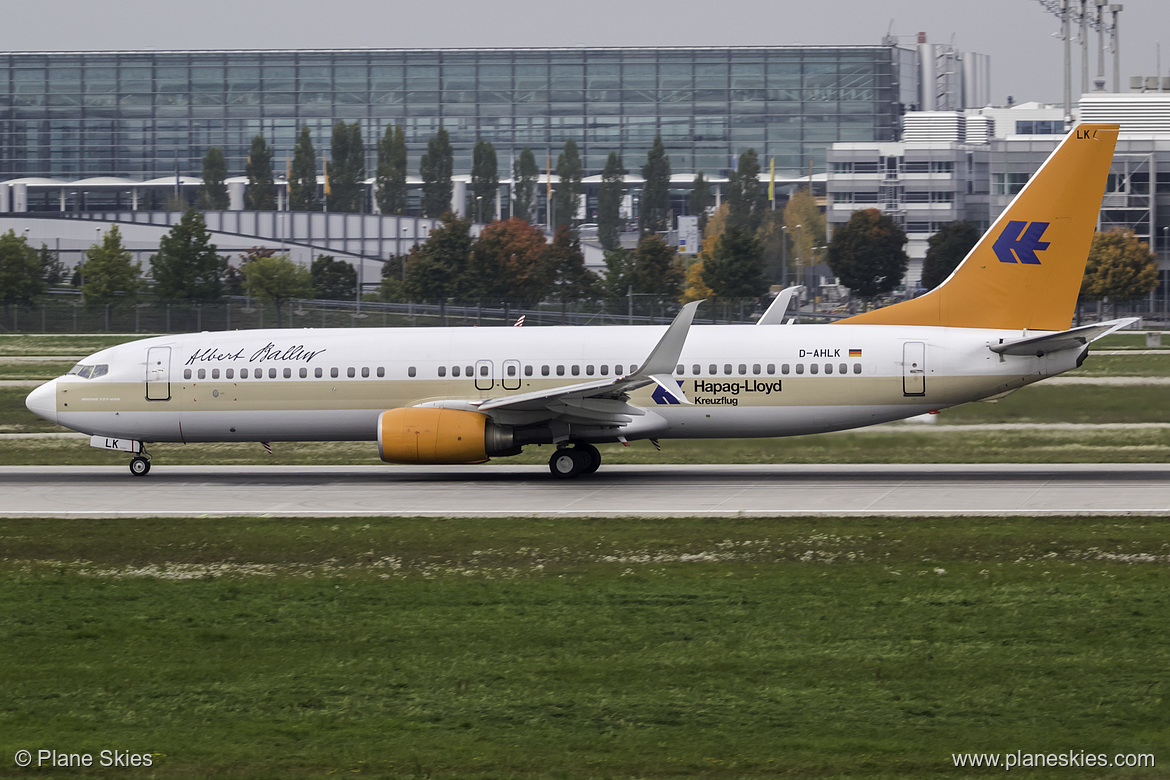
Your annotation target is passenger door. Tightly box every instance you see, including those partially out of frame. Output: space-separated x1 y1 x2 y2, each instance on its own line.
902 342 926 396
145 346 171 401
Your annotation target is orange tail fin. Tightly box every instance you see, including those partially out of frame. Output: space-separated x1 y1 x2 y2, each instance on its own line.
835 124 1119 331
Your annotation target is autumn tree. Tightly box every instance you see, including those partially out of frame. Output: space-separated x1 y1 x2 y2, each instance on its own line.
149 208 228 302
289 127 319 211
826 209 908 302
465 217 548 302
198 147 230 210
783 187 826 276
681 259 713 304
921 221 980 290
310 255 357 300
327 121 365 213
375 124 408 215
0 230 45 304
1081 228 1160 308
81 225 140 306
554 139 582 231
420 127 454 218
639 136 671 237
597 152 626 251
242 255 313 327
512 147 539 223
470 139 498 222
244 136 276 211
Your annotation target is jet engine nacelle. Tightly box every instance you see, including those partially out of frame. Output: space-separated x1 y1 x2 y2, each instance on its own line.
377 407 516 464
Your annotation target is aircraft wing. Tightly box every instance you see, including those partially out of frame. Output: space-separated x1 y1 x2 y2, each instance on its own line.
420 301 703 428
990 318 1138 356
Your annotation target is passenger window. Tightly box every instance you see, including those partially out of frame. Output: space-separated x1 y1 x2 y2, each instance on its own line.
226 368 234 379
198 369 206 379
438 366 447 377
723 364 732 375
330 367 339 378
556 365 565 376
241 368 249 379
479 365 488 377
452 365 461 377
824 363 833 375
299 367 307 378
361 367 370 378
269 368 277 379
676 364 684 374
211 369 220 379
810 364 819 375
585 365 594 376
507 364 516 377
465 365 473 376
752 364 761 375
541 365 550 376
781 364 790 375
347 367 355 378
709 364 717 375
409 367 417 377
314 368 322 378
795 364 804 375
524 365 533 377
615 364 624 375
600 365 609 376
738 364 747 375
853 363 862 374
184 368 192 379
767 364 776 374
692 364 700 375
571 365 580 376
377 367 385 378
839 363 847 374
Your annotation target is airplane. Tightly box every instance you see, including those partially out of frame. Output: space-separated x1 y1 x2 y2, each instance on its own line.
26 123 1132 479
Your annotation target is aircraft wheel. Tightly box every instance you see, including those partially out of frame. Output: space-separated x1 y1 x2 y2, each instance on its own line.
576 443 602 475
549 448 586 479
129 456 151 476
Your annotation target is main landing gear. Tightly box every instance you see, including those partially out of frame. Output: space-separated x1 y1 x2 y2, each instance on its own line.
548 442 601 479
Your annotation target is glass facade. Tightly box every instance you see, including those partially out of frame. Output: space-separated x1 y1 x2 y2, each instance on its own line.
0 46 908 188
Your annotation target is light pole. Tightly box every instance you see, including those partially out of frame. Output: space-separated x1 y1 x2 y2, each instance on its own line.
476 195 483 225
795 224 803 308
780 225 788 289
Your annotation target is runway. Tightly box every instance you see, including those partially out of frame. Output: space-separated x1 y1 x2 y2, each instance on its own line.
3 463 1170 517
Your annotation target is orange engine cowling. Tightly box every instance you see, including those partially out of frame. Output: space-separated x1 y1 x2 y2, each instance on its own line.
377 407 514 464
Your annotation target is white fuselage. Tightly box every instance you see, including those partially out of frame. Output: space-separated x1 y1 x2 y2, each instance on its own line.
28 323 1079 447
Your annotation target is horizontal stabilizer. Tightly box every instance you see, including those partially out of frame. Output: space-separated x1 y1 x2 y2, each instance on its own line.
990 318 1137 356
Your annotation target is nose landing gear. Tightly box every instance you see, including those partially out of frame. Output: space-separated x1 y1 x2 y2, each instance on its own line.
129 447 152 476
548 442 601 479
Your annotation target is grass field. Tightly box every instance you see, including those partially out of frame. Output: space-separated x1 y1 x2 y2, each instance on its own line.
2 514 1167 779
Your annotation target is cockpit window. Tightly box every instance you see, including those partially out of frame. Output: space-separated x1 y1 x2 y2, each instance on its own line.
67 363 108 379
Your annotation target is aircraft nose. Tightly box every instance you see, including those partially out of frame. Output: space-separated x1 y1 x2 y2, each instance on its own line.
25 379 58 424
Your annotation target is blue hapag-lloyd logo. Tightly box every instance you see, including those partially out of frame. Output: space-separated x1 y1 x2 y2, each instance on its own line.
993 220 1051 265
651 380 685 405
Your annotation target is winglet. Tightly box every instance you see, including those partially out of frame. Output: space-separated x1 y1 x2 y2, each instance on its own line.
630 300 703 377
756 288 795 325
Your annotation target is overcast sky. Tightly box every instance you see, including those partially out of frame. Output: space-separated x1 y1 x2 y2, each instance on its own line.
1 0 1164 105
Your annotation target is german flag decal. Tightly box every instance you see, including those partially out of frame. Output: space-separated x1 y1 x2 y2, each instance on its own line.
849 348 862 358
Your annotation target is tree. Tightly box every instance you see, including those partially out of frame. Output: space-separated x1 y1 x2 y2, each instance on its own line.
597 152 626 251
512 147 539 223
639 135 671 237
404 212 472 312
327 121 365 213
681 259 713 303
631 234 685 307
244 136 276 211
755 210 789 286
602 248 634 308
310 255 357 300
689 172 713 235
702 225 766 301
420 127 454 218
150 208 228 302
554 139 582 231
466 217 548 302
1081 229 1160 306
37 244 66 288
289 127 319 211
198 147 230 210
826 209 908 302
727 148 764 234
544 226 597 305
0 230 45 304
783 187 826 275
921 220 980 290
375 124 408 215
242 255 313 327
81 225 140 306
470 139 498 222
